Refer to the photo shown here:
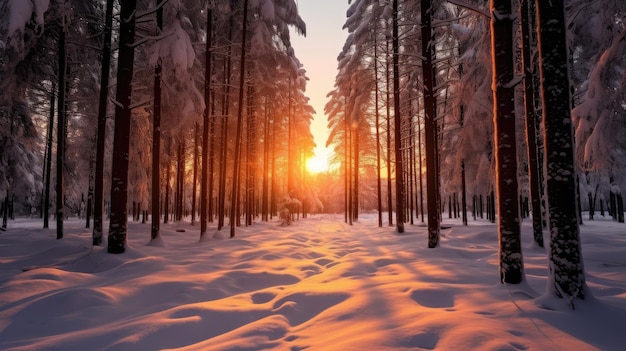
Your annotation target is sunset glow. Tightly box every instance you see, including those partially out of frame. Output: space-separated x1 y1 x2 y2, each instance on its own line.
306 154 329 174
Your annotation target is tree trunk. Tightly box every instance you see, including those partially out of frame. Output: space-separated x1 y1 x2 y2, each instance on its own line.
176 137 185 222
192 122 199 225
353 124 359 221
230 0 249 238
151 1 163 241
164 136 171 224
201 7 212 238
392 0 405 233
208 93 216 223
536 0 586 302
421 0 439 245
491 0 523 283
262 98 271 221
93 0 114 245
386 36 393 226
374 35 383 227
617 193 624 223
86 146 94 228
108 0 137 253
44 84 55 229
56 14 67 240
218 24 233 231
246 84 256 226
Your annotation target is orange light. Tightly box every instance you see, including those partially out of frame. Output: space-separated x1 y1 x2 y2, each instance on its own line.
306 154 329 174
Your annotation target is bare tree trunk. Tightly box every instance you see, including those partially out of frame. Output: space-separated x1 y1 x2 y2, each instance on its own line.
175 137 185 222
150 1 163 241
491 0 524 283
230 0 249 238
1 194 7 230
164 136 171 224
386 35 393 226
536 0 586 302
418 114 424 222
44 84 55 229
353 124 359 221
246 84 256 226
421 0 439 244
374 35 383 227
201 7 212 238
108 0 137 253
208 93 216 223
56 12 67 240
86 138 94 228
192 122 199 225
270 113 277 219
218 24 233 231
520 0 544 247
392 0 405 233
262 98 270 221
93 0 114 245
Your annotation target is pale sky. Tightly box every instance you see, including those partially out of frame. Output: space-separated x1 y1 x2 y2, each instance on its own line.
290 0 349 166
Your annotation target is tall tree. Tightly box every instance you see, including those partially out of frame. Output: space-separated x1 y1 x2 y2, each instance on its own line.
490 0 523 284
200 5 213 239
93 0 115 245
536 0 587 302
108 0 138 254
56 7 67 240
150 0 163 242
43 84 55 229
421 0 439 245
230 0 250 238
392 0 405 233
520 0 543 247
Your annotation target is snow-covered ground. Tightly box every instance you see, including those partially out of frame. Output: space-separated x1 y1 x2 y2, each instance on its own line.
1 213 625 351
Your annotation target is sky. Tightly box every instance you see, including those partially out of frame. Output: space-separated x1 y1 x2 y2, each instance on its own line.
290 0 350 169
1 214 625 350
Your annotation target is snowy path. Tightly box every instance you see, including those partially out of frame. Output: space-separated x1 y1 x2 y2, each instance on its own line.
0 214 625 350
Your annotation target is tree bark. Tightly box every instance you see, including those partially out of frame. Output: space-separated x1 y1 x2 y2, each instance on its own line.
192 122 199 225
521 0 543 247
385 35 393 226
421 0 439 245
151 1 163 241
392 0 405 233
230 0 249 238
262 98 271 221
536 0 587 302
44 84 55 229
108 0 137 253
491 0 524 283
374 35 383 227
201 7 213 238
56 13 67 240
93 0 114 245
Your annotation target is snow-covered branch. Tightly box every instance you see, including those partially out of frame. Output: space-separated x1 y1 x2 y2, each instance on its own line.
447 0 489 19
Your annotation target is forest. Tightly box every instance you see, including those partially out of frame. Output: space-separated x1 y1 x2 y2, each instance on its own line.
0 0 625 303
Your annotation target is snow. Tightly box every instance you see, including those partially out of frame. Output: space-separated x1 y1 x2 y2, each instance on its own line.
1 213 625 350
7 0 34 37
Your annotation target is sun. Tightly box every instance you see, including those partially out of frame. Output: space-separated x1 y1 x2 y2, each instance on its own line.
306 154 329 174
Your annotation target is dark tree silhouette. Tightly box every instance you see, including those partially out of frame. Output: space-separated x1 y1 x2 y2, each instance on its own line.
536 0 587 302
108 0 137 254
491 0 524 284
